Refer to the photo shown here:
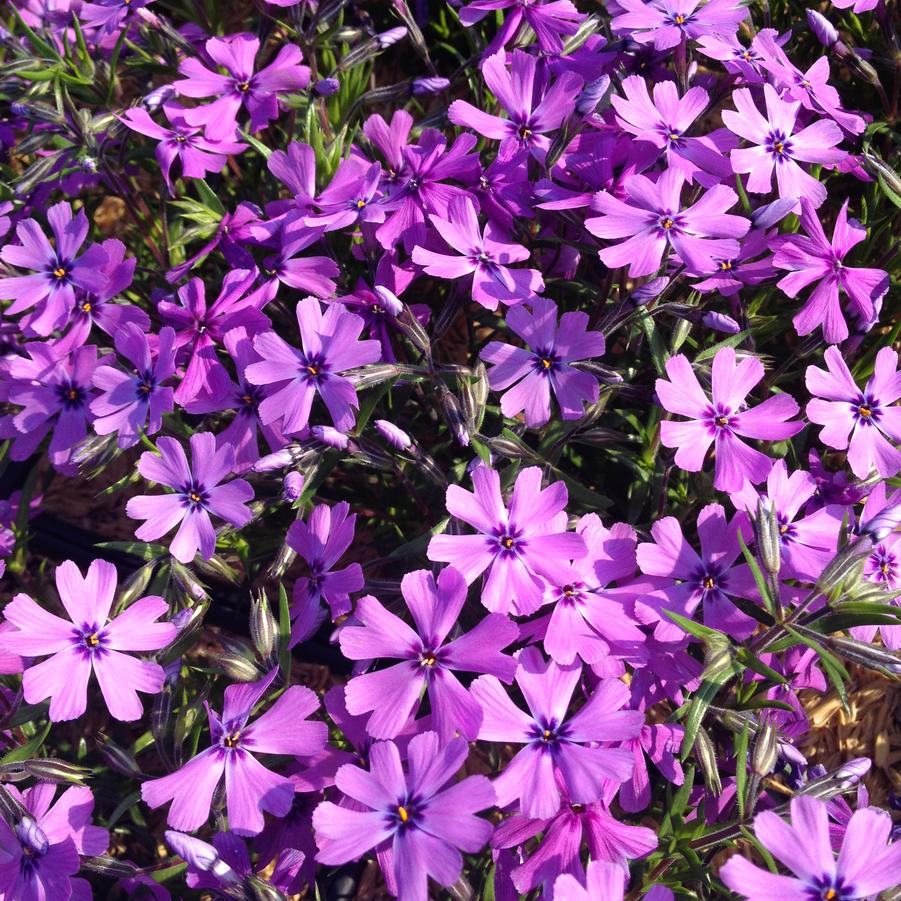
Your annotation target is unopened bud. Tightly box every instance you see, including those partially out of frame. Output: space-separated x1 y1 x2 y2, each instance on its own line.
98 739 144 779
750 197 797 229
311 425 350 450
166 831 241 884
751 721 779 776
629 277 669 306
253 447 301 473
438 385 469 446
250 592 278 661
807 9 838 47
701 311 741 334
576 75 611 116
755 498 781 576
412 77 450 95
827 634 901 675
266 543 297 581
376 26 407 48
23 758 92 784
694 727 722 795
313 78 340 96
282 471 304 501
374 285 404 317
834 757 872 788
374 419 413 450
860 502 901 542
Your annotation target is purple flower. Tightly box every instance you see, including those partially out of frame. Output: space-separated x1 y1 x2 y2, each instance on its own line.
722 84 846 208
730 461 843 581
537 516 645 665
471 647 641 817
174 33 311 140
244 297 381 435
611 77 734 184
304 159 386 232
480 297 606 427
619 722 684 813
427 465 587 615
312 731 495 901
142 669 327 835
610 0 749 50
0 559 175 721
806 346 901 479
411 195 544 309
720 795 901 900
636 504 758 637
158 268 267 407
0 201 108 336
656 347 802 491
774 199 889 343
459 0 584 54
691 229 776 297
585 169 749 277
286 501 364 624
258 221 339 301
448 50 583 159
186 326 288 473
492 791 658 896
1 342 98 473
340 565 518 740
90 323 176 449
119 103 248 193
0 784 108 901
126 433 255 564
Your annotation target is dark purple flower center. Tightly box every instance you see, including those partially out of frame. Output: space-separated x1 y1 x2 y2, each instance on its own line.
180 481 209 510
135 371 156 399
418 647 441 668
807 877 849 900
668 11 692 26
56 381 86 410
533 349 559 374
531 717 570 749
72 623 108 656
300 355 327 382
777 513 797 544
692 563 727 594
390 798 419 830
868 546 898 584
657 213 684 236
49 262 71 282
235 79 252 94
852 394 880 426
494 527 524 555
766 130 793 160
705 404 736 432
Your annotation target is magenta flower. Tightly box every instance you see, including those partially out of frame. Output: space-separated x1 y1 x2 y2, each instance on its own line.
619 722 684 813
304 159 386 232
411 195 544 309
90 323 177 449
538 516 645 666
0 201 108 336
585 169 749 277
0 559 175 722
1 342 98 473
174 33 311 140
480 297 606 427
340 565 518 740
720 795 901 900
730 461 844 581
427 465 586 615
142 669 327 835
119 103 248 193
471 648 641 817
286 501 364 624
722 84 845 208
158 268 267 407
609 0 749 50
656 347 803 491
126 433 254 564
448 50 583 159
610 77 733 183
636 504 758 638
245 297 381 435
806 345 901 479
774 199 889 343
459 0 584 54
312 731 495 901
0 784 108 901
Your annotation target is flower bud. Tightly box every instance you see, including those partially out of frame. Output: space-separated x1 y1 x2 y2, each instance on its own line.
694 727 722 795
98 739 145 779
313 78 340 96
282 471 304 502
373 285 404 317
750 197 797 229
266 543 297 581
22 758 91 784
834 757 872 788
165 832 241 884
215 651 263 683
412 77 450 95
859 502 901 542
701 311 741 334
755 497 781 576
806 9 838 47
250 591 278 662
751 721 779 777
374 419 413 450
142 84 176 111
576 75 611 117
311 425 349 450
827 635 901 675
376 26 408 48
861 150 901 201
629 277 669 306
437 385 469 446
253 447 302 473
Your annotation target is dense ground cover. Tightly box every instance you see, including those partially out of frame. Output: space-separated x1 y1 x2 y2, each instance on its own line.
0 0 899 898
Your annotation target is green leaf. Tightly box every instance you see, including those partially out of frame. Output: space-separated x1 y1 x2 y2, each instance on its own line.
664 610 724 641
693 330 753 363
737 533 777 619
194 179 226 217
734 718 750 819
735 647 788 684
278 583 292 686
785 625 850 710
1 720 52 765
94 540 169 561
